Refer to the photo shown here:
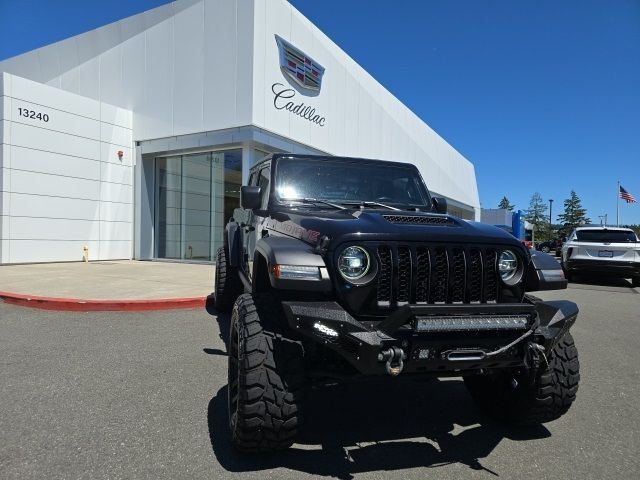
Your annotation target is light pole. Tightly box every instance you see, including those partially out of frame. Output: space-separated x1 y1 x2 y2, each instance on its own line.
548 199 554 240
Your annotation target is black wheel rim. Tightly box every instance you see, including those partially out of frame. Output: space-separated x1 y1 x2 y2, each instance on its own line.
228 315 240 430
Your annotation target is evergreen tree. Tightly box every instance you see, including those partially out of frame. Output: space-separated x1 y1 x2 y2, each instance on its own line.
557 191 590 236
498 196 515 211
525 192 549 240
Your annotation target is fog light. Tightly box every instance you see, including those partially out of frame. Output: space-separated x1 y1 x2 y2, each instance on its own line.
313 322 338 337
418 349 430 359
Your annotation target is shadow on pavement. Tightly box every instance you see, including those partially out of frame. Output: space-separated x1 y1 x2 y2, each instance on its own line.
207 378 550 479
203 348 227 356
205 293 231 350
569 275 636 289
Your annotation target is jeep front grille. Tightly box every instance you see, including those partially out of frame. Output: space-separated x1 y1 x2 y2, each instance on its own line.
375 245 500 306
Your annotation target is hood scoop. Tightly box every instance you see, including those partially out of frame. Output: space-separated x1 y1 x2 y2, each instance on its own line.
382 214 456 225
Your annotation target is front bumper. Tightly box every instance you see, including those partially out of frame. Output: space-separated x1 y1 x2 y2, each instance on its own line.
282 300 578 376
565 259 640 277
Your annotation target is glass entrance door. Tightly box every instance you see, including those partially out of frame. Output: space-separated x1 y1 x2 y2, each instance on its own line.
154 149 242 261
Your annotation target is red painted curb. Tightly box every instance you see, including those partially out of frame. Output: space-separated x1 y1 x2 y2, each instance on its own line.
0 291 207 312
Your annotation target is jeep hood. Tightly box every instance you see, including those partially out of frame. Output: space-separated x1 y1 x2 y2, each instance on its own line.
272 208 524 248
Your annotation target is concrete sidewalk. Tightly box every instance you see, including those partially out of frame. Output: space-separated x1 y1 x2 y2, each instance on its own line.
0 261 214 310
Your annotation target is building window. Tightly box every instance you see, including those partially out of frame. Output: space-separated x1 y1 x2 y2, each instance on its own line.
254 148 271 163
154 149 242 261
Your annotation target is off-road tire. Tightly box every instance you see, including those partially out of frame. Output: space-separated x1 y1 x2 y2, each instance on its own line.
228 294 304 451
214 246 242 312
464 332 580 425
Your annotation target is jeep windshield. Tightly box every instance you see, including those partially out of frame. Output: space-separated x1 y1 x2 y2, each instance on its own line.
575 229 638 243
273 157 431 209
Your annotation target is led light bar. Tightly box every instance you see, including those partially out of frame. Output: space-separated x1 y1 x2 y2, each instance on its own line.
271 264 321 280
415 315 530 332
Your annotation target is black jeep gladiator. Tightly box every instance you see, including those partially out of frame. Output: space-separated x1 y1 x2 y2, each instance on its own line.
215 153 580 451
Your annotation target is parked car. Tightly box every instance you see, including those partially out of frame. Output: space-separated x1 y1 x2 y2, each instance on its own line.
522 240 535 250
561 226 640 286
216 153 580 451
537 238 563 256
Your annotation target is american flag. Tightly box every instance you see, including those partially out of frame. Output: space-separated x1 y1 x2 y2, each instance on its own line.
619 185 637 204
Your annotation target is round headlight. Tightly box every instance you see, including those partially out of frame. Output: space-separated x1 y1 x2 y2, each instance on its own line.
338 246 370 281
498 250 518 282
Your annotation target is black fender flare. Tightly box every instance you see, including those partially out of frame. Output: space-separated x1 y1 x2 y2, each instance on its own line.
254 236 331 292
525 250 568 291
225 221 241 267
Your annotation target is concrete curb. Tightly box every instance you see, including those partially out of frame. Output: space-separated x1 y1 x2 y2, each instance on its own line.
0 291 206 311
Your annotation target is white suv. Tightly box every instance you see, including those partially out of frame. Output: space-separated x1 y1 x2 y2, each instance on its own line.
561 226 640 286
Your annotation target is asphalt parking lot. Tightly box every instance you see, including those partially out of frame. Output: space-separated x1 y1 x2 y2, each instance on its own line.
1 278 639 480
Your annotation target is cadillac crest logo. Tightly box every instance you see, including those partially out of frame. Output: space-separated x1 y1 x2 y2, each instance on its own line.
275 35 325 91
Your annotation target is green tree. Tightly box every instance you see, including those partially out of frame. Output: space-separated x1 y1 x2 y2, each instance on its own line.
498 196 515 211
557 190 590 236
525 192 549 240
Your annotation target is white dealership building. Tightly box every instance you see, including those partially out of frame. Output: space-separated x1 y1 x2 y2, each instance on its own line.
0 0 480 264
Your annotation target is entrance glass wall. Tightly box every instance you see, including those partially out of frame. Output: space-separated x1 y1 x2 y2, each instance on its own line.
155 149 242 261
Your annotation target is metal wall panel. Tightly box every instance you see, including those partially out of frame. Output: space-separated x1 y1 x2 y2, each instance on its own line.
99 45 124 107
203 0 240 132
142 18 174 140
10 146 101 181
9 192 99 220
173 0 205 136
11 123 100 161
8 239 101 263
0 74 134 263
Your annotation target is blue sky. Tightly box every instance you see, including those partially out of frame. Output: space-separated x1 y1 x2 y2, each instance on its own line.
1 0 639 224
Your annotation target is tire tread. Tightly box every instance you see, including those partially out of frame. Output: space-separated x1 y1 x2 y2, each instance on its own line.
464 332 580 425
229 294 304 451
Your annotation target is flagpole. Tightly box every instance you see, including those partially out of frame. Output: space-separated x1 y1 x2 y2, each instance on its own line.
616 180 620 226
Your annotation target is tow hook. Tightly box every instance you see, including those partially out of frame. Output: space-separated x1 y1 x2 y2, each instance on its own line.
378 347 407 376
525 342 549 385
526 342 549 371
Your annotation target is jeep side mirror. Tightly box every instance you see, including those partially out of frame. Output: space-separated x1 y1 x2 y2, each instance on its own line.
432 196 447 214
240 186 261 210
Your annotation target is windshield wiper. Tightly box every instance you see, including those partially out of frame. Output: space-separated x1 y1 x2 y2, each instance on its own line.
282 198 346 210
340 201 401 211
